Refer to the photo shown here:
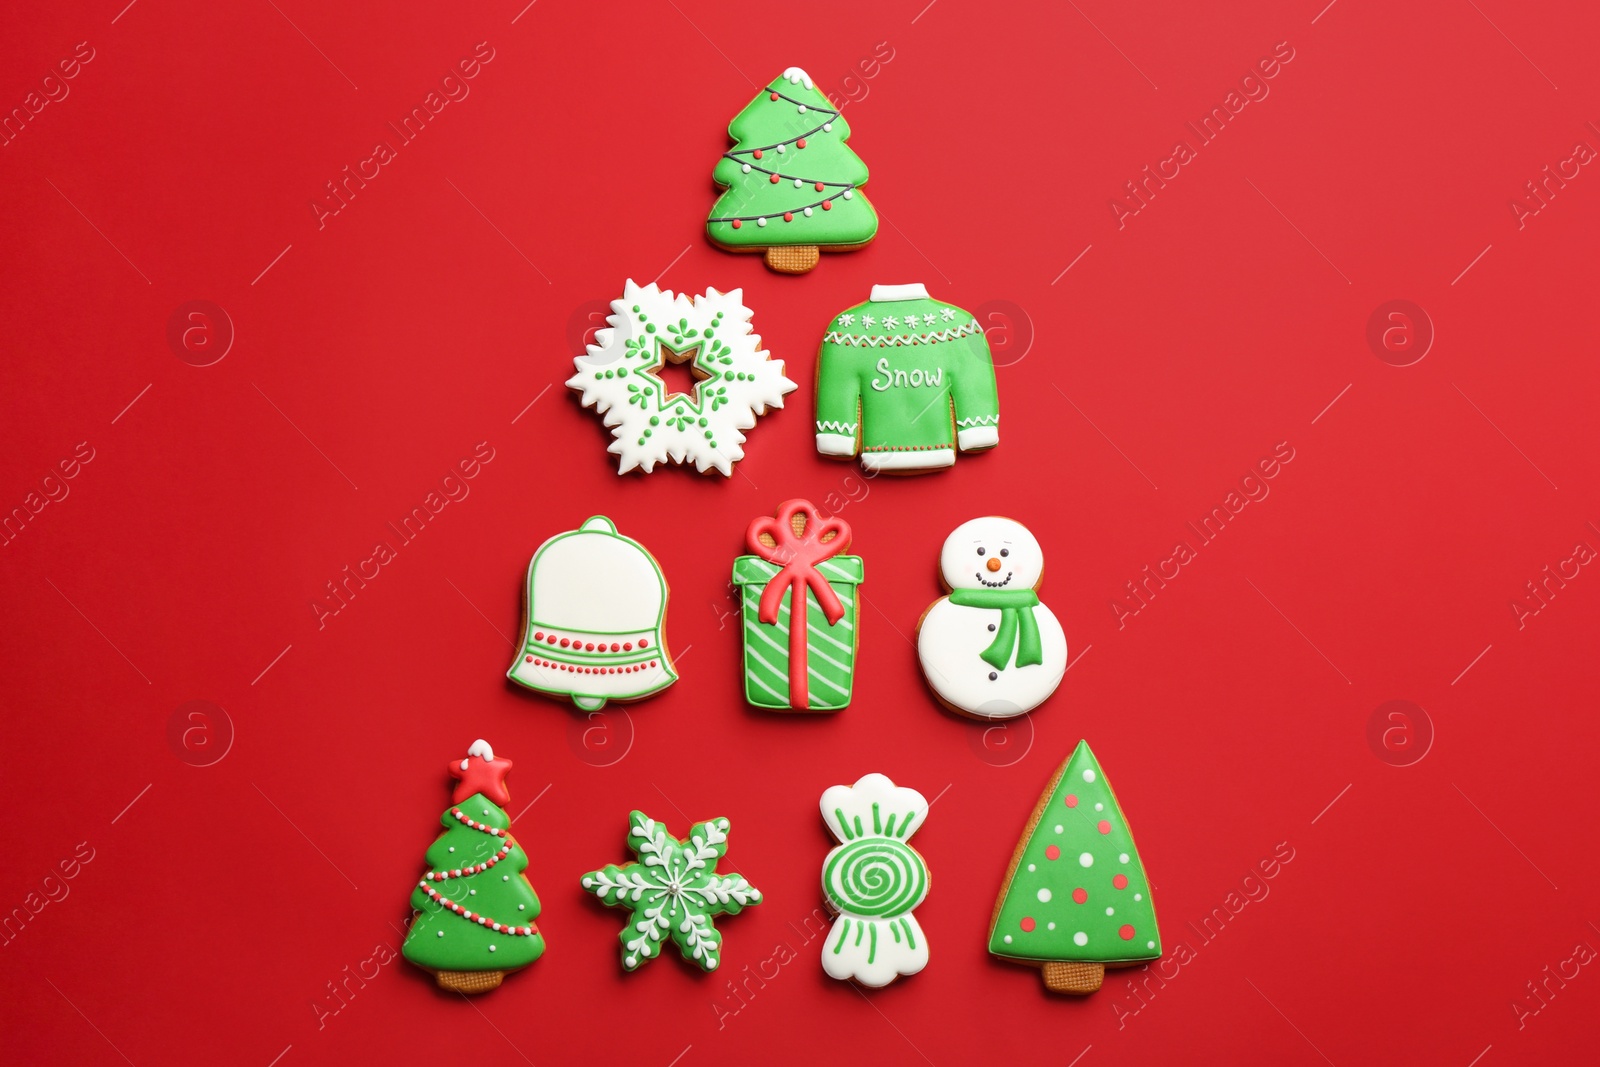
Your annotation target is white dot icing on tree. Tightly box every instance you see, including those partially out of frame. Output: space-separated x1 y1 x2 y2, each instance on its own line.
1119 853 1130 863
1037 888 1052 903
1073 932 1088 946
1083 769 1096 782
1079 853 1093 867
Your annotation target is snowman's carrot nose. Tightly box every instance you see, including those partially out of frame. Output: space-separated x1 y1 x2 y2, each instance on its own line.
986 557 1003 572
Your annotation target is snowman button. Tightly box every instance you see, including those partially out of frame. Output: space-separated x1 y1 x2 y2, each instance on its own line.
988 672 998 681
987 623 996 632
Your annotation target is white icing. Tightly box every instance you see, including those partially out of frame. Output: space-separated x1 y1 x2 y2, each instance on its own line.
917 517 1067 719
819 774 931 988
459 759 469 771
1105 907 1114 915
781 66 814 90
1083 769 1096 782
1079 853 1093 867
566 281 797 476
1073 932 1088 946
1119 853 1130 863
1094 802 1104 811
823 122 833 132
506 515 678 708
466 739 495 763
1037 888 1052 903
868 283 930 302
1027 863 1036 872
1048 922 1056 930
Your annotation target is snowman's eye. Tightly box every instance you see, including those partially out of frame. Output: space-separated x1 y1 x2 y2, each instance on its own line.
1000 548 1009 558
976 548 985 556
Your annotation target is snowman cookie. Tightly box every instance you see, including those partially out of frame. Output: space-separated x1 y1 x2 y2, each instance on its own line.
916 517 1067 719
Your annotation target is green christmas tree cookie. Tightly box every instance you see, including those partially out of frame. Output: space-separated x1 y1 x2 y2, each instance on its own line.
989 741 1161 994
706 67 877 274
402 740 545 994
582 810 761 972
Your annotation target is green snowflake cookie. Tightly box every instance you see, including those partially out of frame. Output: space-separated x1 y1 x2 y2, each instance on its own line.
581 810 762 972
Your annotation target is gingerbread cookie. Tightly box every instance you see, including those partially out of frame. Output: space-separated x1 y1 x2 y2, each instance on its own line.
401 740 545 994
989 741 1161 994
582 811 761 972
507 516 677 710
567 280 797 476
706 67 877 274
814 285 998 473
732 499 863 712
819 774 930 987
916 516 1067 718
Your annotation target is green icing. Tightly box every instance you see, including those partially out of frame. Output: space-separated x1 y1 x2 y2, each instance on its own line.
989 742 1161 964
581 810 761 972
733 554 862 710
814 294 998 456
402 792 546 973
707 71 877 248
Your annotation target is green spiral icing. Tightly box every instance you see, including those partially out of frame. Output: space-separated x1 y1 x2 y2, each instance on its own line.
824 839 927 918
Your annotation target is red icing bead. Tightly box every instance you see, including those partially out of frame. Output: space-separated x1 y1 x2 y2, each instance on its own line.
585 642 595 651
1020 917 1036 932
624 642 633 651
731 219 741 229
639 639 649 648
797 138 807 148
610 643 620 652
822 200 832 210
815 182 824 191
769 174 780 184
559 638 570 648
769 92 779 101
1113 874 1129 889
1072 888 1088 904
752 149 762 159
1119 925 1135 940
1098 820 1111 834
546 635 556 644
1064 795 1078 807
783 212 793 222
533 632 544 641
1045 845 1060 860
524 654 532 663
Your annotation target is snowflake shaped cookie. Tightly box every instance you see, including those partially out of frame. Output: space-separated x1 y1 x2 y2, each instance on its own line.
567 281 798 476
581 810 762 972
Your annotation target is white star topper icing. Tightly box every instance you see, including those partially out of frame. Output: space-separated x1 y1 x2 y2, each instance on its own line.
567 280 797 476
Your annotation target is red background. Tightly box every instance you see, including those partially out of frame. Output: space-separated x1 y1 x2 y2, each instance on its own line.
3 1 1598 1063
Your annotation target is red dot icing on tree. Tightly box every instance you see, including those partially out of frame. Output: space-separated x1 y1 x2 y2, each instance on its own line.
1072 887 1088 904
1045 845 1060 860
1097 820 1111 834
752 149 763 159
770 92 779 100
1064 795 1078 807
797 138 807 148
1119 925 1135 940
1020 917 1036 932
1113 874 1129 889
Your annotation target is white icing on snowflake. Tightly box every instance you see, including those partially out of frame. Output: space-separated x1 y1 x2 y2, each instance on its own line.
922 313 936 326
781 66 815 90
883 316 899 328
567 281 797 476
838 313 855 327
940 307 956 321
860 314 875 327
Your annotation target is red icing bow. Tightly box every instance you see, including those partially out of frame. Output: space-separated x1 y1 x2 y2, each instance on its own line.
745 499 852 709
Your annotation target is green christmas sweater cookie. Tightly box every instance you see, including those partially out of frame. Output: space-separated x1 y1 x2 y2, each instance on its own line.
814 284 999 473
402 740 545 995
989 740 1161 994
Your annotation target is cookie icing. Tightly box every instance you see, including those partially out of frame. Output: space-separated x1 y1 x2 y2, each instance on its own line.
819 774 930 987
507 516 677 710
917 517 1067 718
567 280 797 476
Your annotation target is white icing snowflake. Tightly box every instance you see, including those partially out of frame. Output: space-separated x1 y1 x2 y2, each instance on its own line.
883 316 899 329
940 307 956 321
567 281 797 476
923 313 936 326
860 314 875 327
838 313 855 327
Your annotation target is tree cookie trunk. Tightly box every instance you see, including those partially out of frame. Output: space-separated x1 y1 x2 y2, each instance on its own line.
1042 961 1105 994
765 245 820 274
435 969 505 994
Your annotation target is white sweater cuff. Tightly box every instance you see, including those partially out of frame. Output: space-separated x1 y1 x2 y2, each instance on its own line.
816 432 857 456
958 426 999 451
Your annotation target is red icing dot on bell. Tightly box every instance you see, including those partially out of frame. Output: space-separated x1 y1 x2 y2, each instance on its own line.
610 643 620 652
731 219 741 229
1065 795 1078 807
783 212 794 222
1113 874 1129 889
624 642 634 650
639 639 649 648
797 138 807 148
584 642 594 651
546 635 557 644
533 632 544 641
1119 925 1135 940
769 92 779 101
1072 887 1088 904
1098 820 1111 834
822 200 832 210
524 655 532 663
769 173 780 184
1020 917 1036 932
559 638 570 648
1045 845 1060 860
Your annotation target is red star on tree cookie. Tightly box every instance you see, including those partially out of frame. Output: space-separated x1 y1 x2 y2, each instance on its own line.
448 739 514 807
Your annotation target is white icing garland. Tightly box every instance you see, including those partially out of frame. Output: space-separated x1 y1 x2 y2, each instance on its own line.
820 320 981 348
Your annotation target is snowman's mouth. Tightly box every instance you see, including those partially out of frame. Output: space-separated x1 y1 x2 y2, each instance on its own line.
975 571 1013 588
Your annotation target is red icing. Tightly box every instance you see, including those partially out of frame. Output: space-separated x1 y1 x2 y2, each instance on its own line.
1097 820 1111 834
533 632 544 641
797 138 807 148
1064 795 1078 807
448 751 515 807
1119 925 1135 940
1020 917 1036 932
769 174 780 184
769 92 779 100
1113 874 1129 889
624 642 634 650
814 182 825 191
1072 887 1087 904
783 212 794 222
743 500 851 709
752 149 762 159
639 639 649 648
822 201 832 210
559 638 570 648
1045 845 1060 860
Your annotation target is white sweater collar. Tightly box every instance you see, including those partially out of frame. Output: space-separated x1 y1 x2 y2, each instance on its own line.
869 283 929 303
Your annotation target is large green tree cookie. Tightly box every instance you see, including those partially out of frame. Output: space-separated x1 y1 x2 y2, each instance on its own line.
989 741 1161 994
